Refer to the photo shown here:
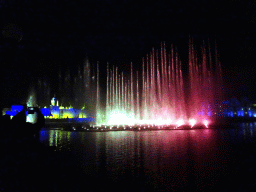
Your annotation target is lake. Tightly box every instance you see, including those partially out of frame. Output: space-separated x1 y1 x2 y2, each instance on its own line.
38 123 256 191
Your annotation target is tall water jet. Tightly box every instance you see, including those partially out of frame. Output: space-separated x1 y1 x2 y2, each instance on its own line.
96 40 223 127
96 62 104 125
26 88 37 123
26 90 36 107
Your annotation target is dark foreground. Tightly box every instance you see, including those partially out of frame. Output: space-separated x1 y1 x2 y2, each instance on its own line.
0 138 79 192
1 125 256 191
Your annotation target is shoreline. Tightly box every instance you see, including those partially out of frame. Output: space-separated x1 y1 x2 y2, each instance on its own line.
43 121 251 132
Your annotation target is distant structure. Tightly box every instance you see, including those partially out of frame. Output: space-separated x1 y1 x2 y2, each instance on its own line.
3 97 94 122
51 97 57 106
222 97 256 118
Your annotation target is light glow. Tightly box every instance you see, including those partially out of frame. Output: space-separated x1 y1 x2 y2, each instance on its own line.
176 119 185 127
95 41 222 128
189 118 197 128
203 120 209 128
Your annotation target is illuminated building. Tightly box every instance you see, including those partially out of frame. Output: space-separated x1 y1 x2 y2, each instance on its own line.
222 97 256 118
3 97 93 121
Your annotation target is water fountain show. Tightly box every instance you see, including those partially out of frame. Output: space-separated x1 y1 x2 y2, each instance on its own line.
95 40 223 128
5 39 223 130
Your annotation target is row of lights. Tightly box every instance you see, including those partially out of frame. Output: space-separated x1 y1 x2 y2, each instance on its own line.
91 120 209 130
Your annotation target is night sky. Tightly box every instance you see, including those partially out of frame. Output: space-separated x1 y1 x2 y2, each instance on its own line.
0 0 256 108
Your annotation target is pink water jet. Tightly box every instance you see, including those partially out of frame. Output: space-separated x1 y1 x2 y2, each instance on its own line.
96 40 223 128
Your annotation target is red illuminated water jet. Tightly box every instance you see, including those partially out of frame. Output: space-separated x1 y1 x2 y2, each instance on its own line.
96 40 223 128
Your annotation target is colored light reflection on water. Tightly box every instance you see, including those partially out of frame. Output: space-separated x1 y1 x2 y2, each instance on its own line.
39 124 256 191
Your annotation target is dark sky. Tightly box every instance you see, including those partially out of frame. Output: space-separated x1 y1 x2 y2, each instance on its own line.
0 0 256 107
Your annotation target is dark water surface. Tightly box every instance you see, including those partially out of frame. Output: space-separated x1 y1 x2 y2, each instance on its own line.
38 123 256 191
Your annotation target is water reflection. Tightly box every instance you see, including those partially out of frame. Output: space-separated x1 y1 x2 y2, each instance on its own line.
236 123 256 143
39 126 256 191
40 129 72 151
